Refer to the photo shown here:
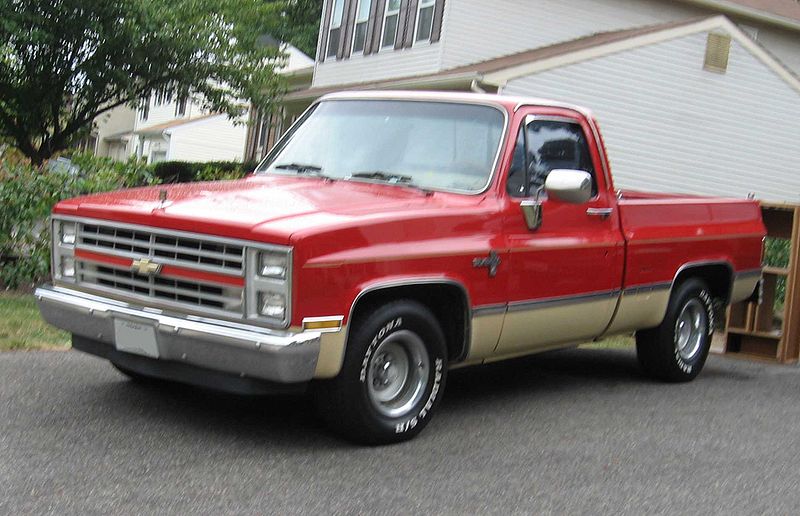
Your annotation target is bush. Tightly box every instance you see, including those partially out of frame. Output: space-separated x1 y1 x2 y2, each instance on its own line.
0 153 258 289
0 154 158 289
151 160 257 183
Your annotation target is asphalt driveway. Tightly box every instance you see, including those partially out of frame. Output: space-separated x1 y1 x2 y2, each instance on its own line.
2 348 799 515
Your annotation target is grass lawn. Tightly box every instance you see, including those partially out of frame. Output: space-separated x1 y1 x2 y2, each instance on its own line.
0 292 70 351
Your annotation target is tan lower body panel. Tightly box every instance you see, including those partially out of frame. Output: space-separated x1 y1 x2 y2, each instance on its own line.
495 297 617 355
731 273 760 304
312 328 347 379
602 286 671 336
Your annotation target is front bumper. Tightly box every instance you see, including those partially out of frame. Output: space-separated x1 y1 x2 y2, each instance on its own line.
36 285 321 384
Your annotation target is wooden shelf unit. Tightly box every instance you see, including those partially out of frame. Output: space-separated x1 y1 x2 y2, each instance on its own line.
724 202 800 363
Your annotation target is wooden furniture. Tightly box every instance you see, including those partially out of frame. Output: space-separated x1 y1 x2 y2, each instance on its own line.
724 202 800 363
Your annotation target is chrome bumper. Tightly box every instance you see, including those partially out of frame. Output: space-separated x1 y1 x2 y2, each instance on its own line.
35 285 320 384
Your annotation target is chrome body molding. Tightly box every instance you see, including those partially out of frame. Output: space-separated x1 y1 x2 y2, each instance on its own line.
507 289 621 313
35 285 320 384
345 278 473 363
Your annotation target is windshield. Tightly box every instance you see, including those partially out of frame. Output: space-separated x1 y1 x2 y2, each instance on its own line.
256 100 506 193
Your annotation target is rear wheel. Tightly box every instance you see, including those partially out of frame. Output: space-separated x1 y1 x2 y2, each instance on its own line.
636 278 715 382
315 300 448 445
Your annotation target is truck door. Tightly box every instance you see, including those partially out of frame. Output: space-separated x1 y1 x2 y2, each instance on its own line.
495 109 625 355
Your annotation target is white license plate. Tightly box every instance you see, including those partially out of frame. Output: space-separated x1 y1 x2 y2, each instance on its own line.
114 319 159 358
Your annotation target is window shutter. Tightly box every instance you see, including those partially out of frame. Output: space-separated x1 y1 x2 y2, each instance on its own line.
366 0 386 54
430 0 445 43
337 0 354 59
393 0 411 50
319 0 334 62
363 0 382 55
401 0 419 48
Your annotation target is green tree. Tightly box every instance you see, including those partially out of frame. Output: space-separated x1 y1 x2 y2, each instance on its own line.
0 0 288 166
268 0 324 57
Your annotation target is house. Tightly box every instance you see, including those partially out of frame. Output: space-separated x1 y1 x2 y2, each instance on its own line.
257 0 800 203
92 44 314 164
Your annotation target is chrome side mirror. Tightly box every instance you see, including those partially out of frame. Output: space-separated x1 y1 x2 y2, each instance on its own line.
520 199 542 231
545 169 593 204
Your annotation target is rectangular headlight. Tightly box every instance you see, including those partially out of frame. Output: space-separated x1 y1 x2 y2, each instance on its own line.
60 221 76 245
259 292 286 319
258 251 288 280
60 256 76 278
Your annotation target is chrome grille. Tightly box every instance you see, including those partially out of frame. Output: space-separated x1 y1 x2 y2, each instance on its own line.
77 262 244 314
79 223 245 275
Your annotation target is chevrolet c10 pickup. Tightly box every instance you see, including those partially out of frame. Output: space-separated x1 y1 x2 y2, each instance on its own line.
37 91 765 444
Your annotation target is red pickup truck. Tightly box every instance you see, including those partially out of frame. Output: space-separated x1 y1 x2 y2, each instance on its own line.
37 91 764 444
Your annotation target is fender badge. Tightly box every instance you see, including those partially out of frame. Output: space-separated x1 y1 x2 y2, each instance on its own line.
131 258 162 276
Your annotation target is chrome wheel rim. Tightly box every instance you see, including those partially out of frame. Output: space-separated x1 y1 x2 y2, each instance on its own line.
366 330 430 418
675 299 707 362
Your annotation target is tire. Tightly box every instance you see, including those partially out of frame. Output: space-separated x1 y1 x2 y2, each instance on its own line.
636 278 715 382
314 300 448 445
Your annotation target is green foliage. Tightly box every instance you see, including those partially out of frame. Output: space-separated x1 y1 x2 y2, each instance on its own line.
764 237 791 312
0 154 159 289
0 0 287 165
152 160 257 183
267 0 324 57
0 154 259 289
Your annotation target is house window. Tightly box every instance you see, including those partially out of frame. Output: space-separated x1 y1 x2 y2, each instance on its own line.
415 0 436 43
381 0 402 49
352 0 372 53
327 0 346 58
140 97 150 121
175 96 187 117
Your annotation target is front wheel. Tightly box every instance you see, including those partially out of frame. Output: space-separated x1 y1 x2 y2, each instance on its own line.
314 300 448 445
636 278 715 382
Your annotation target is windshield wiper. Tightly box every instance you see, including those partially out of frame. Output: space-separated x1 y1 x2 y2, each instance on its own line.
350 171 414 184
273 162 324 174
349 170 433 195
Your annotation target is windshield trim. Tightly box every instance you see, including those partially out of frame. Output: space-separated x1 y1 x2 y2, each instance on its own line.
254 98 510 196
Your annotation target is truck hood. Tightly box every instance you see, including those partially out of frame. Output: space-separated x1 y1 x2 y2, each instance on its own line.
53 175 474 244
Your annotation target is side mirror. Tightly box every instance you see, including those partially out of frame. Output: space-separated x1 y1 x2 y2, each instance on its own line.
545 169 593 204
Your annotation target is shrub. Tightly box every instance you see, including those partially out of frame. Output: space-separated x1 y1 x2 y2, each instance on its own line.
0 154 158 289
151 160 257 183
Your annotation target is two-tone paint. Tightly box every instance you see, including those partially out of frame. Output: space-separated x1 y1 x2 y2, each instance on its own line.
49 91 765 379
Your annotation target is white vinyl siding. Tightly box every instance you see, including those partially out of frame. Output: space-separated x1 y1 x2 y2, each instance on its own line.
502 31 800 203
166 115 248 162
312 43 443 87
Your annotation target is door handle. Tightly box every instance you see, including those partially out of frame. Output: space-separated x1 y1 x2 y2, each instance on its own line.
586 207 614 219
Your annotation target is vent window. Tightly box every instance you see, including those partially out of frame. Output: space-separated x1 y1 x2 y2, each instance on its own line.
704 33 731 73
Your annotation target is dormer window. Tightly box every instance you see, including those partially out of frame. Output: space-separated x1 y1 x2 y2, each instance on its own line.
327 0 346 58
352 0 373 53
381 0 402 49
415 0 436 43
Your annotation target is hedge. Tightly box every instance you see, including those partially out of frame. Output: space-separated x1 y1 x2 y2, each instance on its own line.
0 153 256 289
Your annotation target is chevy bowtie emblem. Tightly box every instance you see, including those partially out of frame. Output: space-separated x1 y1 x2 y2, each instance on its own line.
131 258 162 276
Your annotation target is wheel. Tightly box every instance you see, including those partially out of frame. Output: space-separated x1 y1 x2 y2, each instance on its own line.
636 278 715 382
314 300 448 445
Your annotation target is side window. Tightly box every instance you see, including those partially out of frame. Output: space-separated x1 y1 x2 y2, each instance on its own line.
507 118 597 198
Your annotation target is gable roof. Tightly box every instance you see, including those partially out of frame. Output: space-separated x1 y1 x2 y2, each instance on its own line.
678 0 800 29
134 113 221 135
286 15 800 103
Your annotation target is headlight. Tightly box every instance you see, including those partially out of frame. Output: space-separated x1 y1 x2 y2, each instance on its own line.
258 251 288 280
60 221 76 245
259 292 286 319
246 246 292 327
60 256 76 278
